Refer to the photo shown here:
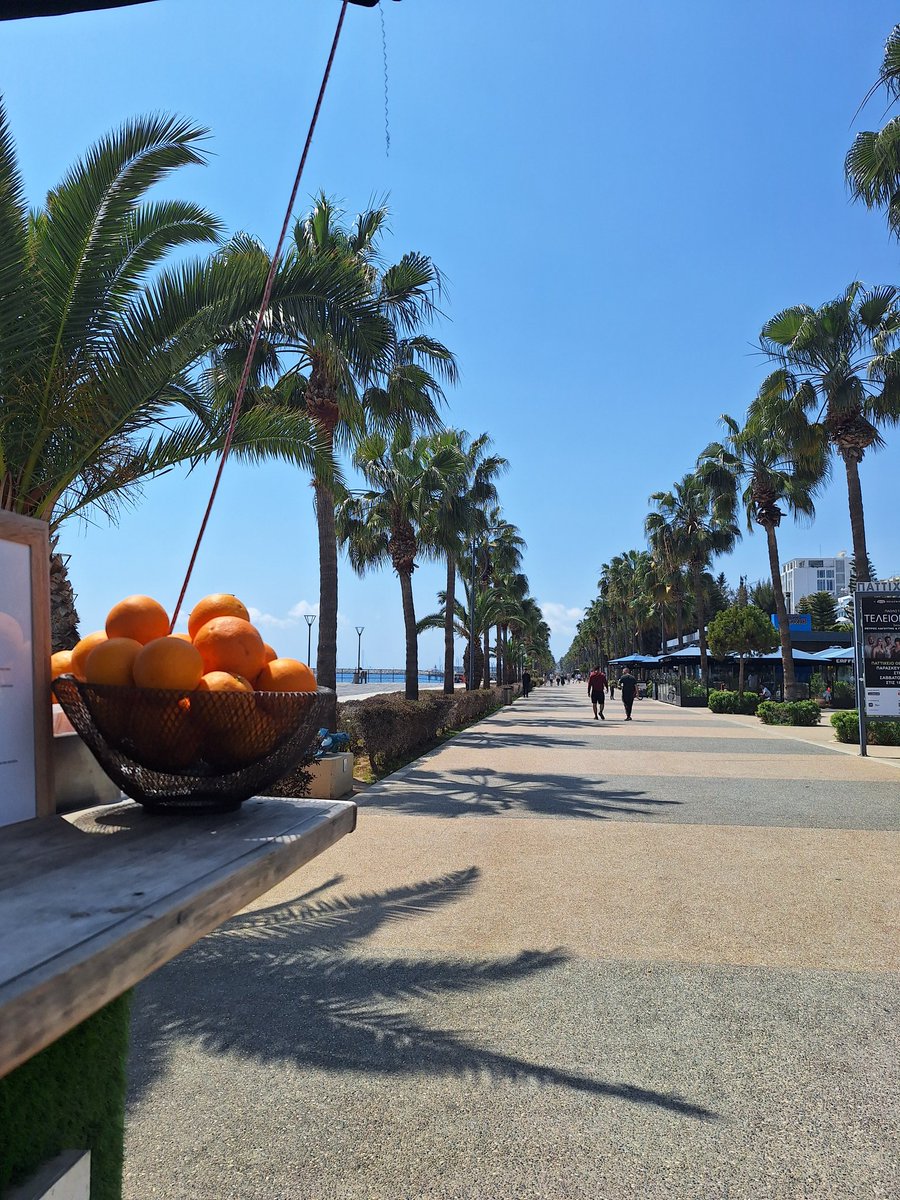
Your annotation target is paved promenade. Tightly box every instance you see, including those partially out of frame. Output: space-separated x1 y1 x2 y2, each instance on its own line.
125 686 899 1199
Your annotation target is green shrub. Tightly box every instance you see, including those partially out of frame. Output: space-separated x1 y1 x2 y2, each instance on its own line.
680 677 707 698
757 699 821 726
831 709 900 745
448 688 504 729
832 680 855 708
708 689 760 715
336 693 450 770
809 672 825 700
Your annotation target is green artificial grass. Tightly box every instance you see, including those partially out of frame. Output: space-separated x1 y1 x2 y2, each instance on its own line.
0 991 131 1200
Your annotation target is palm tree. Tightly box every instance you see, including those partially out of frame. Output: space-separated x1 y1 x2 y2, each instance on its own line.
336 431 465 700
418 583 519 690
845 24 900 239
759 283 900 584
646 474 739 686
698 399 826 699
418 431 506 693
287 196 457 692
479 511 525 687
0 107 365 647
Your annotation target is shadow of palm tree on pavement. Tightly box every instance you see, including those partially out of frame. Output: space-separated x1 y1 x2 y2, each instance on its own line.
129 867 715 1121
363 768 683 820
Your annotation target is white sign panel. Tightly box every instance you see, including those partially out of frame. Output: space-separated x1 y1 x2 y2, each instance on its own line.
0 538 38 825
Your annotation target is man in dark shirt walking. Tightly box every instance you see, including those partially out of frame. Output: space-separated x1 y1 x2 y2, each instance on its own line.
587 665 607 720
619 668 638 721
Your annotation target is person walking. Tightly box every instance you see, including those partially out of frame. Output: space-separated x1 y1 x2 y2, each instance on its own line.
587 665 607 720
619 667 638 721
609 677 616 700
522 669 532 698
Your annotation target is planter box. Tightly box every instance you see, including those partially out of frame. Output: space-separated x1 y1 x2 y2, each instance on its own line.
306 753 354 800
52 709 121 811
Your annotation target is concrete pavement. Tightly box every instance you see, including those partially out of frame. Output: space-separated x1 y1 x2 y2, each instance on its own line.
124 685 899 1199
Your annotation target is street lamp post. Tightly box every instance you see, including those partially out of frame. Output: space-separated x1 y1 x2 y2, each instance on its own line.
304 614 316 666
355 626 364 684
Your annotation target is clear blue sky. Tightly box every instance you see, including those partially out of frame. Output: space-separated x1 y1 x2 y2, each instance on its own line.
3 0 899 665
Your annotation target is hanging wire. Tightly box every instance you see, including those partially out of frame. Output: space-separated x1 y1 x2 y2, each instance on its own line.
380 0 390 156
169 1 351 631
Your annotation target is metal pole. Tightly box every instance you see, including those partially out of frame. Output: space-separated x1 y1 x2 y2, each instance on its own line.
304 614 316 666
356 626 364 678
853 589 867 756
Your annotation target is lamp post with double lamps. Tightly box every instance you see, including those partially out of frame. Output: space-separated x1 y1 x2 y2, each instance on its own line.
355 626 365 684
304 613 316 666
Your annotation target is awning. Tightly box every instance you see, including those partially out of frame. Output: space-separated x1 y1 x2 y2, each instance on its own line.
812 646 855 662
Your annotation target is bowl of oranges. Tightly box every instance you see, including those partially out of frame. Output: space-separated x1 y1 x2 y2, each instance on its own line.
52 593 330 813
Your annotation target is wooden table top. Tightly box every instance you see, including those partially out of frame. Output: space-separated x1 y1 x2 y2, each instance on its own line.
0 795 356 1078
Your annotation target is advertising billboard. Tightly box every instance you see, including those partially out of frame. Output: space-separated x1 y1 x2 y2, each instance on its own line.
854 585 900 720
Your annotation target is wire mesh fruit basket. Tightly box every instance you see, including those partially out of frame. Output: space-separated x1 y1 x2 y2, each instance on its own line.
53 676 330 813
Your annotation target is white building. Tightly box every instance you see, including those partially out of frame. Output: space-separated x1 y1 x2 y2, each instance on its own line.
780 552 849 611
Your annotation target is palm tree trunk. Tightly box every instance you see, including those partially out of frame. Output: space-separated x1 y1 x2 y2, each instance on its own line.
495 624 502 685
482 627 490 688
399 569 419 701
314 479 338 692
464 636 483 690
738 653 745 697
691 562 709 687
765 521 798 700
842 450 871 584
443 552 455 693
49 542 80 652
676 595 684 649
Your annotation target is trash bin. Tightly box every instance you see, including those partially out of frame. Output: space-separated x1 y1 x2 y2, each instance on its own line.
500 685 513 705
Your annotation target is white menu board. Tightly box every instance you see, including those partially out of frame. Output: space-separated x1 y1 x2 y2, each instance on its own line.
0 537 38 826
0 512 52 825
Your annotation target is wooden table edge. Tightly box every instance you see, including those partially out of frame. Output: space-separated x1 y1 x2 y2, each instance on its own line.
0 797 356 1079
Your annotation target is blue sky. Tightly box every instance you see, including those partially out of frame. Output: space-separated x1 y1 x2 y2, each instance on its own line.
3 0 899 665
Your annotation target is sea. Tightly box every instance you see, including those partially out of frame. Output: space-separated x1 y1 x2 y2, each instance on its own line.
335 670 446 684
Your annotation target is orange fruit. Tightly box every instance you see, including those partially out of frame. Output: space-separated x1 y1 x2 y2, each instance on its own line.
201 703 276 769
70 631 108 680
188 593 250 640
84 637 142 686
50 649 73 679
105 595 170 644
262 642 278 663
254 657 317 692
193 616 266 681
172 632 193 643
133 637 203 690
129 696 200 770
50 649 74 703
197 671 255 694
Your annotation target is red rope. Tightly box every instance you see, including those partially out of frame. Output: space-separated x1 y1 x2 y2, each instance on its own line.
169 0 350 631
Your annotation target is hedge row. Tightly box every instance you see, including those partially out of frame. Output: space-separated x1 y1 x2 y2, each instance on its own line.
757 700 822 726
338 687 507 771
708 689 760 715
831 709 900 745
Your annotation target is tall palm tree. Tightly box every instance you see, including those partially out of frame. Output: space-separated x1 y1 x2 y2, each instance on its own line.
418 431 506 693
479 511 525 687
698 397 826 699
845 24 900 239
759 283 900 584
418 582 520 690
646 474 739 685
0 107 363 647
336 431 465 700
287 196 457 692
